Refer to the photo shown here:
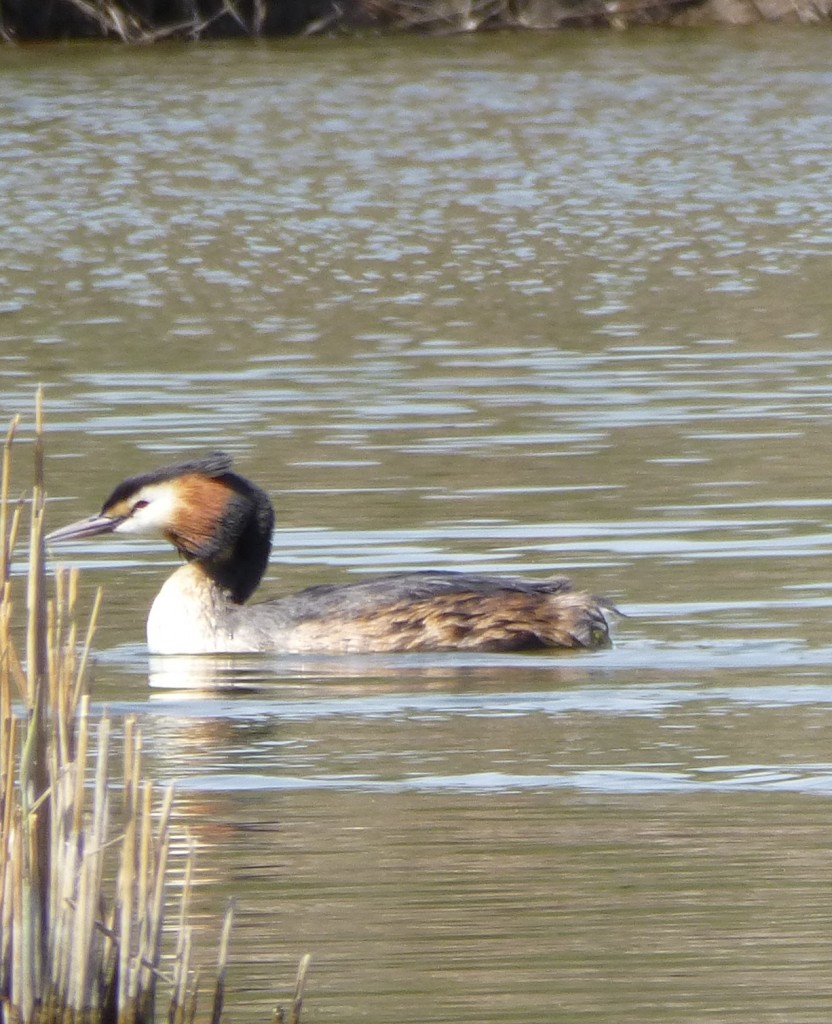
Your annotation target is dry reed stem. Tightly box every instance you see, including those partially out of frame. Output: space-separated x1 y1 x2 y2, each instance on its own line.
0 416 20 587
291 954 312 1024
209 902 234 1024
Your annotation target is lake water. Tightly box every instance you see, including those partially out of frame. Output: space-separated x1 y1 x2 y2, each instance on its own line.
3 26 832 1024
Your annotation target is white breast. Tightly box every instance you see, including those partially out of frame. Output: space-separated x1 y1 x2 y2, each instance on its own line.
146 564 243 654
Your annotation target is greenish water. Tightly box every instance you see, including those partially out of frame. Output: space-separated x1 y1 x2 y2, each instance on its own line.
3 29 832 1023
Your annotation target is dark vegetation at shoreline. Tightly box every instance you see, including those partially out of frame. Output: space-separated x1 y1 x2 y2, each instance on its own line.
1 0 829 41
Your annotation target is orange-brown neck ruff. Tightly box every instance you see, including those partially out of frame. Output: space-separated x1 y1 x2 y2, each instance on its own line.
163 474 240 560
164 474 274 604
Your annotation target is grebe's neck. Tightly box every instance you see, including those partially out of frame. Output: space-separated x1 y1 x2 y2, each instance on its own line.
147 472 276 653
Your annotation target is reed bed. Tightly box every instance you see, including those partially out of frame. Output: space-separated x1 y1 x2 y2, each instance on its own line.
2 0 828 41
0 397 306 1024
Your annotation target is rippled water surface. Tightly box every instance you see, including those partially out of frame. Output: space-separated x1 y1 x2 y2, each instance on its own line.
3 27 832 1023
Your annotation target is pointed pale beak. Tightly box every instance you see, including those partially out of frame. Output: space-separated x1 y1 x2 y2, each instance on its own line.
46 514 123 544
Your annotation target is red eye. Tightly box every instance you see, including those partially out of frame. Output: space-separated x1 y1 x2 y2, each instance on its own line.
132 499 150 512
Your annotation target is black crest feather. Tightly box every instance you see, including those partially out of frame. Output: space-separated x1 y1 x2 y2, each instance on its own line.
102 452 234 513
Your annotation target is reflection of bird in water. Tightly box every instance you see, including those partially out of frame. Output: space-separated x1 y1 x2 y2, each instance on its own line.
47 453 616 655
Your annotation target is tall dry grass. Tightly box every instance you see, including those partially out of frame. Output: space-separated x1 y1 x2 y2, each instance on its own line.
0 394 308 1024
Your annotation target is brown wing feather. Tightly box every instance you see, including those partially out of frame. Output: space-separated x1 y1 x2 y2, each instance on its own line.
280 589 610 653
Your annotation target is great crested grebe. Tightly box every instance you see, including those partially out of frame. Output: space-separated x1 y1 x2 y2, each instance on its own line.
46 453 614 655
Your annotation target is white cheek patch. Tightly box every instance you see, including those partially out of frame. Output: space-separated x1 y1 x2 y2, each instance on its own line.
113 483 178 537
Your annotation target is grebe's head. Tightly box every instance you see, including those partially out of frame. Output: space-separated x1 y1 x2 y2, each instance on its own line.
47 453 275 601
